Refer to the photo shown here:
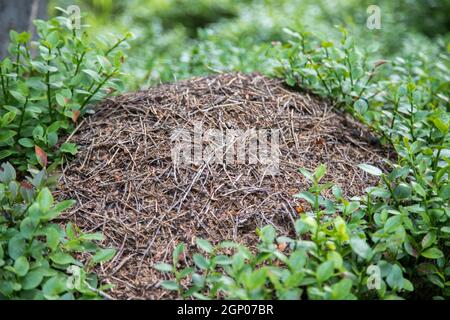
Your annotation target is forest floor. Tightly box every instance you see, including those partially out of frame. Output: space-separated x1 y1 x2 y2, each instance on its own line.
56 72 390 299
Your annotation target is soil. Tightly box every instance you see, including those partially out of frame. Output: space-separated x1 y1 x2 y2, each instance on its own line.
56 72 390 299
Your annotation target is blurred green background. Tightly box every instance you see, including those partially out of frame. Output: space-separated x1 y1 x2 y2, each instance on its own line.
49 0 450 89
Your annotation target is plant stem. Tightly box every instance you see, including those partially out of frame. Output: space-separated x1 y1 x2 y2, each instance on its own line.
432 137 444 184
0 66 8 104
315 67 332 97
408 95 415 141
389 99 399 140
358 68 376 98
46 48 53 120
15 43 21 75
105 37 127 56
80 71 115 112
73 51 86 77
58 47 70 72
344 49 354 88
382 175 398 205
18 96 29 136
313 182 321 242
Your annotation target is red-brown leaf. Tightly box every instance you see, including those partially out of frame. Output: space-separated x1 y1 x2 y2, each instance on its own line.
35 145 48 168
374 60 388 68
21 181 33 189
72 110 81 123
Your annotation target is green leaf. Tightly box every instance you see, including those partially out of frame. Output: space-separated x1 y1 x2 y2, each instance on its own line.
259 225 276 243
332 185 343 199
314 164 326 181
92 248 116 264
8 235 26 260
52 199 76 214
49 252 75 265
331 279 353 299
357 163 382 176
97 55 112 72
421 247 444 259
393 183 412 199
18 138 35 148
0 162 16 183
193 254 210 270
178 267 194 279
46 228 61 251
432 117 449 134
160 280 178 291
321 41 333 48
212 255 233 265
20 217 36 239
0 129 17 143
37 188 53 212
22 270 45 290
386 264 403 290
9 90 26 103
2 111 17 125
196 238 213 254
42 276 67 299
354 99 368 114
293 191 315 204
60 143 78 155
402 279 414 292
32 126 44 140
247 269 268 290
153 263 173 273
350 237 372 259
294 219 310 235
14 256 30 277
55 93 68 107
441 226 450 233
411 181 426 197
439 184 450 200
298 167 314 181
421 232 436 249
79 232 104 241
384 215 401 232
0 150 13 160
82 69 101 82
316 260 334 283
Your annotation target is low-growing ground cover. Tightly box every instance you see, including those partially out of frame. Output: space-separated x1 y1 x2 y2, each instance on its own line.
1 1 448 300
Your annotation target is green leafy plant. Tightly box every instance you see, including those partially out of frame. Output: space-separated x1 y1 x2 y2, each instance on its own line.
274 30 448 300
0 13 130 171
155 162 448 299
0 11 129 300
0 162 116 299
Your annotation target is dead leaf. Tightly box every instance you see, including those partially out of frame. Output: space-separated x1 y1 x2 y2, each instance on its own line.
277 243 287 251
295 205 304 214
20 181 33 189
72 110 81 123
35 145 48 168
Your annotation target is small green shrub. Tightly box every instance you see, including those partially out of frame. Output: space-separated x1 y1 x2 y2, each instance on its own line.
0 162 115 299
0 11 129 300
0 13 130 171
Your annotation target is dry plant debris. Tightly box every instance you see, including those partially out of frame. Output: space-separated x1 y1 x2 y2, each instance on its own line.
56 72 390 299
